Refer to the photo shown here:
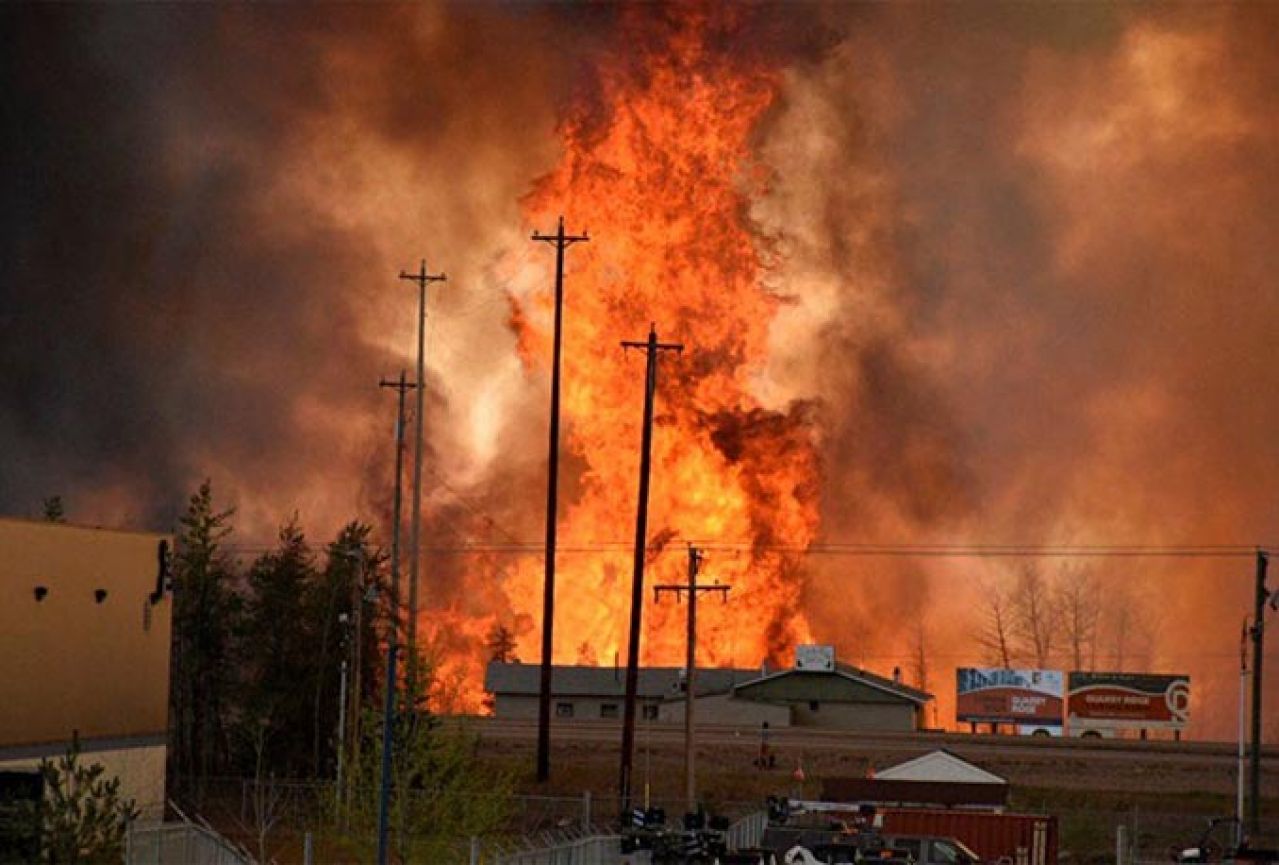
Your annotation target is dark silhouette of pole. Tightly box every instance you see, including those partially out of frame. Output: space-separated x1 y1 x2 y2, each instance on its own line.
618 324 682 817
376 370 414 865
1250 548 1269 836
531 217 589 783
397 261 445 703
655 546 730 814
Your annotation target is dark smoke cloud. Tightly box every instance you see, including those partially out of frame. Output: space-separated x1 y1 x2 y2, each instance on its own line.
759 1 1279 735
0 5 567 534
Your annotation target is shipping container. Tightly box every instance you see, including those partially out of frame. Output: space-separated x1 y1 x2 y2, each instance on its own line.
881 809 1058 865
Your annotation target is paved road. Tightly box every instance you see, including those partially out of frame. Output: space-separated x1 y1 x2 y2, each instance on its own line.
469 716 1278 768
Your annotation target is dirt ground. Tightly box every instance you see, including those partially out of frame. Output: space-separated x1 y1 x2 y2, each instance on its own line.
476 724 1279 859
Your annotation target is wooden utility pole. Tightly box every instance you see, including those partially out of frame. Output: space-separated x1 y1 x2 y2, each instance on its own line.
376 370 414 865
654 545 730 814
1249 548 1269 836
531 216 589 783
397 261 445 702
618 324 683 818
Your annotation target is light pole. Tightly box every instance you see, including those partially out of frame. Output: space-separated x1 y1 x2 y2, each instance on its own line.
337 620 350 797
1244 560 1278 843
1238 617 1248 848
1249 550 1271 838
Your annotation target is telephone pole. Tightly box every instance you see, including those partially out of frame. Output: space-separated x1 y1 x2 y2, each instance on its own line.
655 545 730 814
376 370 414 865
618 324 683 817
397 261 446 701
531 216 589 783
1250 548 1269 837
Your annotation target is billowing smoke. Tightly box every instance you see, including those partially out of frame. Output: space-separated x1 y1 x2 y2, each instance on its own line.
3 3 1277 737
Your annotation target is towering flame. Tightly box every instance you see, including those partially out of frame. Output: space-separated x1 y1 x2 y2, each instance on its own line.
502 5 818 673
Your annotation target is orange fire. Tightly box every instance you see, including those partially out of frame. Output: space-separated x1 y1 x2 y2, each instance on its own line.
497 5 819 677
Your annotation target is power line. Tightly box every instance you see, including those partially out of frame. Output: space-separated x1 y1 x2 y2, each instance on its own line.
217 537 1268 557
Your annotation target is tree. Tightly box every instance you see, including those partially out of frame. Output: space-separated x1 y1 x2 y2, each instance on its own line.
486 624 518 664
21 735 140 863
308 522 386 778
974 577 1015 667
170 480 241 800
42 496 66 523
1102 582 1154 670
237 516 319 777
1012 563 1059 668
1057 566 1101 671
334 669 513 863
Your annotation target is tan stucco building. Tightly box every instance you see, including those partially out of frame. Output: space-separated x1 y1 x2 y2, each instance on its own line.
0 517 172 816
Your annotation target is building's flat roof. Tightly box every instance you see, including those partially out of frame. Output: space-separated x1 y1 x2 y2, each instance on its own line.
0 515 168 540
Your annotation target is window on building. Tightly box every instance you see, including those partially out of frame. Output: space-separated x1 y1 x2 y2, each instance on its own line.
642 703 659 720
809 700 820 711
555 702 574 718
600 703 619 719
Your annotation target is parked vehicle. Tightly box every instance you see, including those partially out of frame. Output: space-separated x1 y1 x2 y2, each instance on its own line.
620 806 737 864
1171 818 1279 865
754 799 986 865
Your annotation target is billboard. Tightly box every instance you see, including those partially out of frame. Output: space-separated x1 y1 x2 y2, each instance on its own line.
957 668 1064 726
1067 672 1190 731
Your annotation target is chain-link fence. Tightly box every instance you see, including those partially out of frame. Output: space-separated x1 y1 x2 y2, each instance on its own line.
1035 805 1279 864
171 777 1279 864
165 778 772 863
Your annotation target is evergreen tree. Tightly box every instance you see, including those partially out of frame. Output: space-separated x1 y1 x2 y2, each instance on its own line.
21 735 140 864
238 516 319 776
485 624 518 663
41 496 65 522
170 480 241 800
307 522 386 778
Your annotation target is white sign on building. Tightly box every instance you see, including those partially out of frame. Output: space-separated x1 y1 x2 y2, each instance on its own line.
795 644 835 671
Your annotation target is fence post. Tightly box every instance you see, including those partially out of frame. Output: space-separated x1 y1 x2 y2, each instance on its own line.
1116 824 1128 865
582 790 592 830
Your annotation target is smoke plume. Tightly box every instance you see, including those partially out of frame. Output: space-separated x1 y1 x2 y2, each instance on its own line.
3 3 1277 736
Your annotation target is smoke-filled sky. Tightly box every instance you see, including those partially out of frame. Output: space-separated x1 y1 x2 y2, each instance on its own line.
3 2 1277 739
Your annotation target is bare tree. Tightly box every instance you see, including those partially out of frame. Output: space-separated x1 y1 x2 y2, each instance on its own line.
1057 566 1101 671
1102 582 1154 670
1012 563 1059 667
975 577 1016 667
1112 605 1129 669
